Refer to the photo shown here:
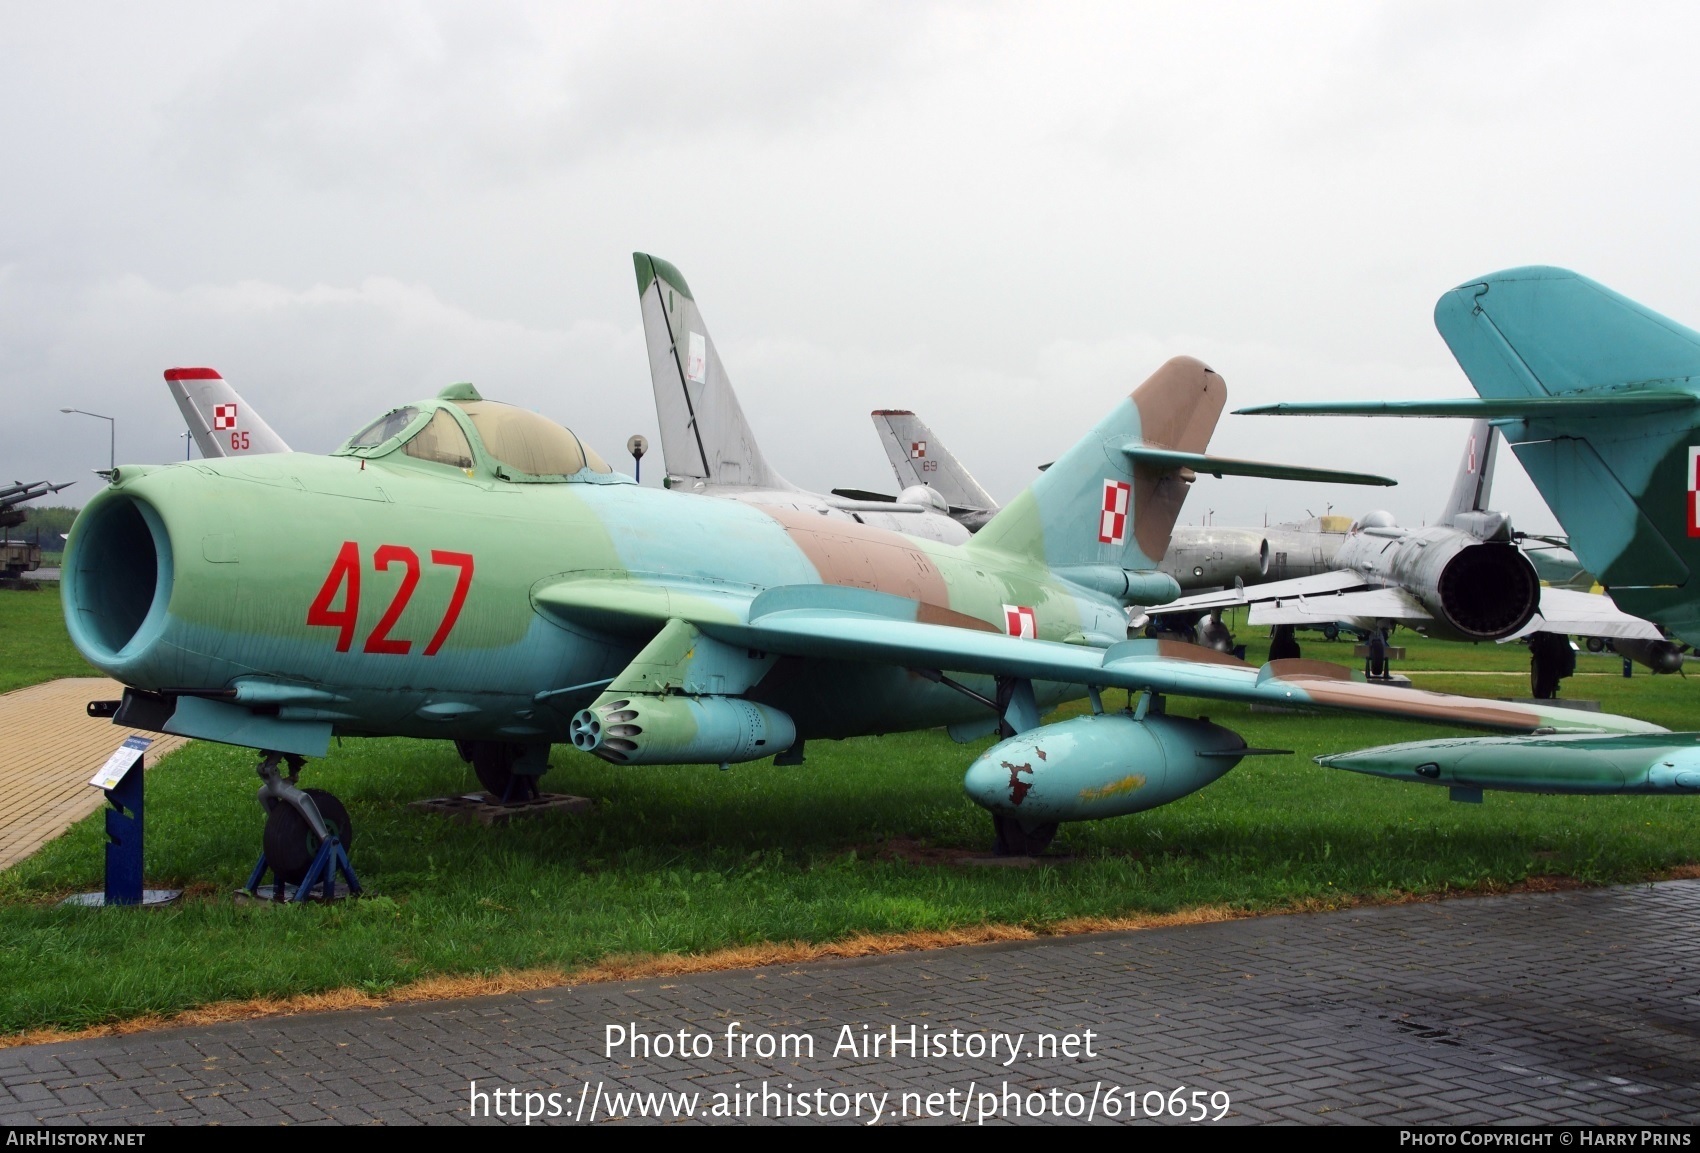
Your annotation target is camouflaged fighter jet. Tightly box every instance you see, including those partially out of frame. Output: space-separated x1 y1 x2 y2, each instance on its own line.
62 349 1664 867
1241 267 1700 799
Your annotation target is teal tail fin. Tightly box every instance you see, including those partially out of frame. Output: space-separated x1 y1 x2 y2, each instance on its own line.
1435 267 1700 634
969 356 1224 570
1436 266 1700 401
634 253 791 491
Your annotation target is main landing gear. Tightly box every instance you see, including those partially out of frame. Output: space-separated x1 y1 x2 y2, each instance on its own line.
244 753 361 902
454 740 546 804
992 816 1058 857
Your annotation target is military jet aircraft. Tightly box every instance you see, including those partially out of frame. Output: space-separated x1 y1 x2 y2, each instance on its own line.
166 367 291 459
1244 266 1700 796
65 335 1665 872
1148 415 1662 689
861 407 1352 592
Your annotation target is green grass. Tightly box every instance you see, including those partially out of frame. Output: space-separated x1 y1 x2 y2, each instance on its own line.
0 586 99 692
2 601 1697 1037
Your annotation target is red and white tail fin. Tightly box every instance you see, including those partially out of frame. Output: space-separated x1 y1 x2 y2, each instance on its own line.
165 368 291 458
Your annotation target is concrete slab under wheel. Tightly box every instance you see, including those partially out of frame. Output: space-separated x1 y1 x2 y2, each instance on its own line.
408 792 594 826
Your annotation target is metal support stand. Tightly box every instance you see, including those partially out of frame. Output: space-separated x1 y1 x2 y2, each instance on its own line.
243 837 362 903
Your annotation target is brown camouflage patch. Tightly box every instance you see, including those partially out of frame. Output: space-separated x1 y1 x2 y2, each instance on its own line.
758 505 954 608
1129 357 1226 561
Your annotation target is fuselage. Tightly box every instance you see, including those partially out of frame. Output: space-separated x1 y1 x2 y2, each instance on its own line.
63 450 1125 748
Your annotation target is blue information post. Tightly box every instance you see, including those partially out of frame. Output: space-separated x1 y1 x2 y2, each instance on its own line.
89 735 151 906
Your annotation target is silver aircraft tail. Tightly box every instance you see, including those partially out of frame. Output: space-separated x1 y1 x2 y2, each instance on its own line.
633 253 791 492
870 409 998 523
166 368 291 458
1438 419 1502 537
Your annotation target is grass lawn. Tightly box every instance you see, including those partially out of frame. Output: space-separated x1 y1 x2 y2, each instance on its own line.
0 586 100 692
1 597 1696 1038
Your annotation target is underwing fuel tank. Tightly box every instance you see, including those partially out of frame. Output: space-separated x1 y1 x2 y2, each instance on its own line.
962 712 1250 823
570 694 796 765
1318 733 1700 795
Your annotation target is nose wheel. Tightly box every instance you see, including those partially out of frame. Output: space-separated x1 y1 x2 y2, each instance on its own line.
243 753 362 902
263 788 354 884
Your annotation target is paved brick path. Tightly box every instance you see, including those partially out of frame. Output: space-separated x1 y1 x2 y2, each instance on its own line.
0 678 187 871
4 880 1699 1126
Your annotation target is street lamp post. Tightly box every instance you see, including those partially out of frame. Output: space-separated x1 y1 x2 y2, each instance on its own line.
60 408 116 473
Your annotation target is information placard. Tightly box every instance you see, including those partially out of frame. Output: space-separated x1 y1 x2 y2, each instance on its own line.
89 735 152 791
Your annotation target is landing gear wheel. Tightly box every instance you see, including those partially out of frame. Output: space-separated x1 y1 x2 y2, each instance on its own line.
992 815 1058 857
262 788 354 885
466 741 539 803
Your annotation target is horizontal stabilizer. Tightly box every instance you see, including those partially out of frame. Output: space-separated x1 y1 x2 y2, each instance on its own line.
1235 393 1699 419
1120 446 1395 486
1248 587 1431 626
1505 587 1665 642
1151 568 1365 615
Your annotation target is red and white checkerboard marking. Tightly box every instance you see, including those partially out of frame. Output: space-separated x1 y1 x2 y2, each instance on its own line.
1003 604 1037 639
911 441 927 459
1099 479 1131 545
213 403 238 431
1688 446 1700 537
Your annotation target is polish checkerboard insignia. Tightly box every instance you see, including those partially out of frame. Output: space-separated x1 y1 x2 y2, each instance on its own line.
911 441 927 459
213 404 238 430
1099 479 1131 545
1688 446 1700 537
1003 604 1037 639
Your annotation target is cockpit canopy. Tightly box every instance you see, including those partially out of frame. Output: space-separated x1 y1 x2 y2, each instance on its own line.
336 385 614 482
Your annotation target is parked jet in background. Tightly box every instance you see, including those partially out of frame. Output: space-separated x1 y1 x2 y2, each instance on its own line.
167 367 290 459
1149 415 1661 689
1250 266 1700 796
635 254 972 545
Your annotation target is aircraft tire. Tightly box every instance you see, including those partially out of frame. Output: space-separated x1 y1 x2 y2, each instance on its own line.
468 741 523 799
262 789 354 885
992 816 1058 857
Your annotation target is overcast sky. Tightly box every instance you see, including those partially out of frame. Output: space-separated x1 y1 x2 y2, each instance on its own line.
5 1 1699 535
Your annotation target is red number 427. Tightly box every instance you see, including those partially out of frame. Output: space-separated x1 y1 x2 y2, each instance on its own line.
307 542 474 655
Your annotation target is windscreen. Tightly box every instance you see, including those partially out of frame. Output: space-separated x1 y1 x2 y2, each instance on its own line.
454 400 611 477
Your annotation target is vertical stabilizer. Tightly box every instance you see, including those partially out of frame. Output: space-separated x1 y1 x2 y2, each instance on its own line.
165 368 291 458
871 410 998 512
1439 418 1498 526
969 357 1224 571
634 253 790 491
1435 267 1700 635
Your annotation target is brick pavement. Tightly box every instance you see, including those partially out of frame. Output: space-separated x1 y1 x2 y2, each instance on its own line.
3 880 1700 1126
0 678 187 871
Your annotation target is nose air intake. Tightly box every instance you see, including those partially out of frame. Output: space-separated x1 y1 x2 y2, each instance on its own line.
63 494 174 663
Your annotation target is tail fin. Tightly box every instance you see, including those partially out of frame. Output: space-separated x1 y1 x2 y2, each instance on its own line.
1435 267 1700 603
969 357 1224 570
633 253 790 491
1436 266 1700 400
1438 418 1498 525
165 368 291 458
870 410 998 513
